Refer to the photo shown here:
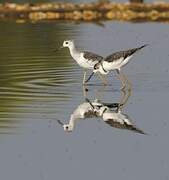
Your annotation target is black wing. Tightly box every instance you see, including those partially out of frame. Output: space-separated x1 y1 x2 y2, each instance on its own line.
83 51 103 62
105 119 145 134
104 44 148 62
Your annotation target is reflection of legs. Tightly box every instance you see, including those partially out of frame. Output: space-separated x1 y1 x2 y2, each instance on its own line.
82 71 87 84
120 71 132 91
116 69 126 90
82 84 88 98
97 73 107 86
119 88 131 108
119 90 126 108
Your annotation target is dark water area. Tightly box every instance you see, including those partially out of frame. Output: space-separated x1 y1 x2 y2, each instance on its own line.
0 21 169 180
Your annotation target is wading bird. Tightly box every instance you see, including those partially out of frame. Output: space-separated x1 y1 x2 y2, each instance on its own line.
57 99 104 132
86 45 148 89
58 40 105 84
57 89 145 134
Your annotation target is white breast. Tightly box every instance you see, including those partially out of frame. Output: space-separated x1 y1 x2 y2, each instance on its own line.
103 112 124 124
70 51 80 63
79 53 96 69
103 56 133 71
71 52 95 69
103 111 132 125
120 56 132 67
73 103 93 119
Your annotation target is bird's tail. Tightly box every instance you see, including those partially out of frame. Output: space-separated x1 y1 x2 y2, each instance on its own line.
132 126 147 135
137 44 149 51
123 121 147 135
130 44 148 55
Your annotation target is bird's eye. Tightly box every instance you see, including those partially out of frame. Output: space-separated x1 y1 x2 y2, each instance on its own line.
66 126 69 129
65 42 68 44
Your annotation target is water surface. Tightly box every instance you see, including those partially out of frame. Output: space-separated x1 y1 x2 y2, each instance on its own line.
0 21 169 180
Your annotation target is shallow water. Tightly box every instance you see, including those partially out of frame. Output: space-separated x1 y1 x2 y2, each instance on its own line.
0 21 169 180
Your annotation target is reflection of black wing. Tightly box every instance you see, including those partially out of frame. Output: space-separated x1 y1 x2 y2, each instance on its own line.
105 119 145 134
84 110 97 118
102 103 120 109
104 45 148 62
83 51 103 62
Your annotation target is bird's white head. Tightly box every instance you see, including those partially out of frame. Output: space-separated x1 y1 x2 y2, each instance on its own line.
63 124 73 132
93 62 108 75
62 40 74 49
57 119 74 133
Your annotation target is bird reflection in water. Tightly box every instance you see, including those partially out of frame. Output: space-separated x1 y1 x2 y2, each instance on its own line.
57 98 103 132
57 87 145 134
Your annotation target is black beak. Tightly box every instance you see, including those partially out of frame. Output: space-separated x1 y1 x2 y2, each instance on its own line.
56 119 64 126
85 72 94 83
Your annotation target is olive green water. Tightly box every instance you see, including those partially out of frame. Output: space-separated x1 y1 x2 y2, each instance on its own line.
0 22 77 134
0 21 169 180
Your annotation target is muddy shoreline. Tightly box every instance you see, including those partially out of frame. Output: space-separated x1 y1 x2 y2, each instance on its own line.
1 2 169 22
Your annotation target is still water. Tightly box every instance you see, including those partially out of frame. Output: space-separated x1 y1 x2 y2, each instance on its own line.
0 21 169 180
